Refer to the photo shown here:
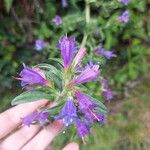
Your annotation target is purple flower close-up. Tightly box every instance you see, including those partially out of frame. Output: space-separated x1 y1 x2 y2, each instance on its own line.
55 98 78 127
22 111 49 127
35 39 46 51
61 0 68 8
75 119 90 138
75 90 106 124
95 47 117 59
57 35 76 69
52 15 62 26
17 64 48 87
71 63 100 85
118 0 129 5
118 10 129 23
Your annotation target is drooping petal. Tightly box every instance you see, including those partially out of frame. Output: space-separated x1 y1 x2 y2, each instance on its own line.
72 64 100 85
57 35 76 69
75 119 90 138
55 98 78 126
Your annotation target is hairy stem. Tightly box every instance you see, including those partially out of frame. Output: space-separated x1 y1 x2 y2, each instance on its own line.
81 0 91 48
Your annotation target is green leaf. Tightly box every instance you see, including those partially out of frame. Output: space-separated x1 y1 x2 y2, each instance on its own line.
35 63 63 80
12 91 53 105
4 0 14 13
48 58 63 66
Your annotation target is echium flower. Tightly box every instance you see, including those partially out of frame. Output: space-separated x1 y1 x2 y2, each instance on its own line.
101 79 113 101
17 64 48 88
95 47 116 59
61 0 68 8
35 39 46 51
57 35 76 69
71 63 100 85
75 91 106 125
22 111 49 126
118 10 129 23
118 0 129 5
52 15 62 26
55 98 78 127
75 119 90 139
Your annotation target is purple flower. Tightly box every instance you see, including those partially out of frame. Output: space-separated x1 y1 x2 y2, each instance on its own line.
55 98 78 127
17 64 48 87
118 0 129 5
52 15 62 26
57 35 76 69
95 48 117 59
101 79 109 90
61 0 68 8
75 91 106 124
103 89 113 101
71 63 100 85
73 48 86 67
35 39 46 51
75 119 90 138
101 79 113 101
95 112 106 124
22 111 49 126
75 91 97 110
118 10 129 23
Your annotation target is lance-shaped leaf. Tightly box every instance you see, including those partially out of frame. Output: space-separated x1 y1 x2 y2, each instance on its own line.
35 63 63 80
12 91 53 105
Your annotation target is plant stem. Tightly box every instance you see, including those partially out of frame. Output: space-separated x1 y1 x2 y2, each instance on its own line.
81 0 91 48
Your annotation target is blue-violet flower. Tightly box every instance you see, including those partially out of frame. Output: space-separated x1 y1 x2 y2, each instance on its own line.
22 111 49 126
57 35 76 69
18 64 48 87
52 15 62 26
118 10 129 23
35 39 46 51
55 98 78 127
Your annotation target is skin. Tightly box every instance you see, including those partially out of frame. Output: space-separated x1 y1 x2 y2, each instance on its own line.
0 99 79 150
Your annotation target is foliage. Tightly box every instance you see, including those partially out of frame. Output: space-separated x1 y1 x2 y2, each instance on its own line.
0 0 150 92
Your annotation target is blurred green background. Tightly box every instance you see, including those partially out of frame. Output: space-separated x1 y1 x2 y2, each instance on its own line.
0 0 150 149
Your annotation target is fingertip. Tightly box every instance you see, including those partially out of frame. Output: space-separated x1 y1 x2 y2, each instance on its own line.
62 142 79 150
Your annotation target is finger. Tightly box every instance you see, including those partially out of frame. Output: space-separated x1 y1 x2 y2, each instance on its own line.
0 125 41 150
0 99 48 139
62 142 79 150
22 121 63 150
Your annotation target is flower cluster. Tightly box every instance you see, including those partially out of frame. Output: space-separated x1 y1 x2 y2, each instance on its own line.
118 0 129 23
95 47 116 59
16 35 109 141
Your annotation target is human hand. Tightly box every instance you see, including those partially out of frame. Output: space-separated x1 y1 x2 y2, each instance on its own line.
0 100 79 150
